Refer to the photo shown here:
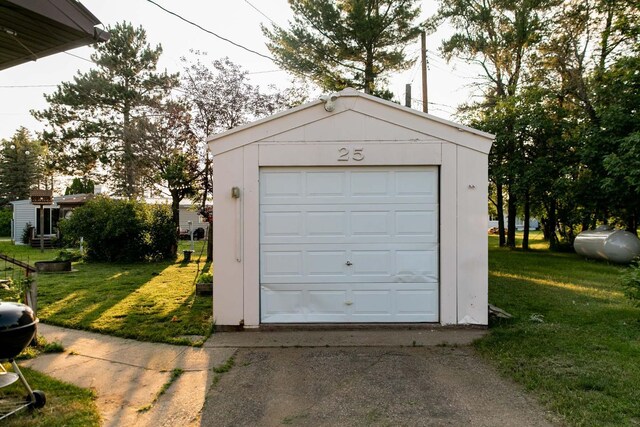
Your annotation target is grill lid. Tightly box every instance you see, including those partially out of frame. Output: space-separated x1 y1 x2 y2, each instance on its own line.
0 302 36 331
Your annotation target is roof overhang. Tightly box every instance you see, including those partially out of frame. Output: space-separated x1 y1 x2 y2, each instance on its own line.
0 0 109 70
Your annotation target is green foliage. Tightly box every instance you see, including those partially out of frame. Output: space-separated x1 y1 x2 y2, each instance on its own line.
58 196 176 262
197 272 213 284
0 277 33 303
0 127 46 206
54 249 83 262
480 233 639 425
147 203 178 260
21 221 32 244
0 207 11 236
65 177 95 195
620 260 640 307
33 22 179 199
263 0 422 98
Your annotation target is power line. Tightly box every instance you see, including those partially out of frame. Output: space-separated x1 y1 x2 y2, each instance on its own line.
0 84 56 88
146 0 275 63
64 51 93 64
243 0 277 26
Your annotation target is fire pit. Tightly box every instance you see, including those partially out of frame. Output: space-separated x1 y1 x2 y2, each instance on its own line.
0 302 46 420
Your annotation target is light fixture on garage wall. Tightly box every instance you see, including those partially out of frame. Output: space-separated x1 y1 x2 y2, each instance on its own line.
231 186 240 198
319 93 339 112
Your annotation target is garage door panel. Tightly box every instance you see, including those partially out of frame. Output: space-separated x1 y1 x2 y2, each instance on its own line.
395 210 437 237
262 211 303 237
350 171 389 196
261 204 438 244
262 251 303 277
260 166 439 323
307 250 348 276
261 283 439 323
395 170 437 202
307 211 347 236
261 244 438 283
350 250 391 275
306 171 346 196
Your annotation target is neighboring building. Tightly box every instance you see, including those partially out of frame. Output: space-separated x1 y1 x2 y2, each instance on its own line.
488 216 539 231
10 194 93 245
10 194 206 244
208 88 494 329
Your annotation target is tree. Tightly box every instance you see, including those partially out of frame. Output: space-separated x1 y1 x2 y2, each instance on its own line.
0 127 46 205
143 100 201 232
33 22 178 199
180 53 307 260
432 0 556 247
263 0 422 98
65 177 95 195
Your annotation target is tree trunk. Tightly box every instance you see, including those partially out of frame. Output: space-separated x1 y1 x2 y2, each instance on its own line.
170 189 181 238
123 103 136 199
364 49 374 94
522 191 530 250
507 186 517 248
546 199 558 250
496 183 506 247
206 222 213 262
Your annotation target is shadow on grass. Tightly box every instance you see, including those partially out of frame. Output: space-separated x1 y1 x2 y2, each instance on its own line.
36 257 212 346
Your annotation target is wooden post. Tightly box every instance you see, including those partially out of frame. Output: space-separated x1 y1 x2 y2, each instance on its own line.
421 31 428 113
39 204 45 253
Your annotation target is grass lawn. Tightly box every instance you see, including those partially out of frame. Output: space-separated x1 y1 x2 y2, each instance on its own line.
1 240 213 346
478 231 640 426
0 366 100 427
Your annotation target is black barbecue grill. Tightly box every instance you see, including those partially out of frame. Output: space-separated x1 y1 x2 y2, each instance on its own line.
0 302 46 420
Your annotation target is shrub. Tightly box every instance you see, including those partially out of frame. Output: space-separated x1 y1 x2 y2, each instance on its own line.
197 272 213 284
621 261 640 307
0 207 11 236
54 249 82 262
58 196 177 262
22 222 33 244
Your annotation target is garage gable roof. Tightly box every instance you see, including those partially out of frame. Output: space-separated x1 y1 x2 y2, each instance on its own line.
208 88 494 156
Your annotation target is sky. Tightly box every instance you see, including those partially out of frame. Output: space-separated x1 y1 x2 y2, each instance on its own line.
0 0 484 141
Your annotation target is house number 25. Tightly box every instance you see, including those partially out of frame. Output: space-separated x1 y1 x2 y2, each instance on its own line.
338 147 365 161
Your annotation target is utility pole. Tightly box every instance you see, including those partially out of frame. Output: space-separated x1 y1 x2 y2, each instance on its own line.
421 31 428 113
405 84 412 108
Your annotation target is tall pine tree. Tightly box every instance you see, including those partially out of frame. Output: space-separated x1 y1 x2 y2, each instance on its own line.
263 0 422 99
33 22 178 199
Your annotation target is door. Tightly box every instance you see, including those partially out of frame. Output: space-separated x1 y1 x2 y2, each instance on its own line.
260 166 439 323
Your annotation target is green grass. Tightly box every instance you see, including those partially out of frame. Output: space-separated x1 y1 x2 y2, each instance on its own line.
478 231 640 426
0 366 100 427
1 240 213 346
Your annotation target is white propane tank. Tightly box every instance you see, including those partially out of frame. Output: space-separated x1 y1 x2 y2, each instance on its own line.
574 226 640 264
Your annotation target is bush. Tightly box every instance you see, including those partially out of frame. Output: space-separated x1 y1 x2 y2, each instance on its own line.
22 222 33 244
0 207 11 236
621 260 640 307
58 196 177 262
54 249 83 262
197 272 213 284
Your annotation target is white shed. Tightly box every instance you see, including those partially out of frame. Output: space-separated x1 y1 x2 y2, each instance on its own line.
208 88 493 328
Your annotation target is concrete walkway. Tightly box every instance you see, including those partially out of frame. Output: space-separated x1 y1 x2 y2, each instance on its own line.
22 324 236 427
23 325 557 427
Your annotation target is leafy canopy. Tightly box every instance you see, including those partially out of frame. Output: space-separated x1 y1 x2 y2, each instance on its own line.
263 0 422 99
33 22 178 199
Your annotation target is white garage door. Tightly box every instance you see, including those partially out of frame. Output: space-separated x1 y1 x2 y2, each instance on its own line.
260 166 439 323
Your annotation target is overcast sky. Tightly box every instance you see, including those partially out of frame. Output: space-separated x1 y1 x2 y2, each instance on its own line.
0 0 483 141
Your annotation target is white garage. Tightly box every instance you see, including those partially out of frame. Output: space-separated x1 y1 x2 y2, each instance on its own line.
208 88 493 328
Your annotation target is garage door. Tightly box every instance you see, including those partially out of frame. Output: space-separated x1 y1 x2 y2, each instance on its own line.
260 166 439 323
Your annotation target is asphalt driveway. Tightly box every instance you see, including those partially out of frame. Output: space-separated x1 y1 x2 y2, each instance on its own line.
201 332 557 427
